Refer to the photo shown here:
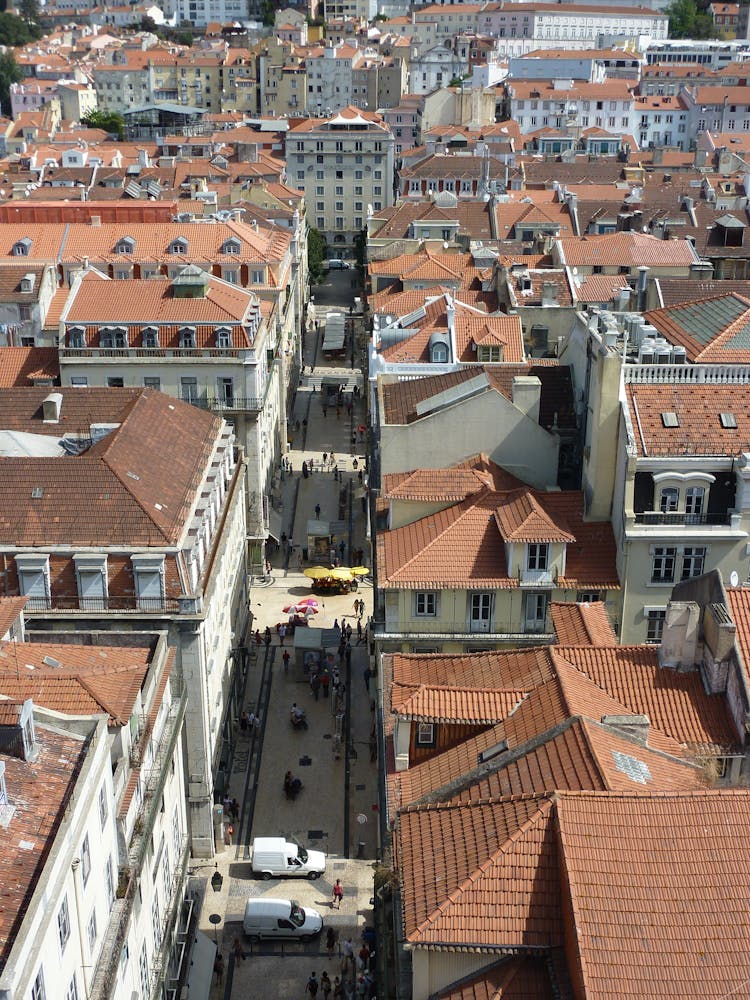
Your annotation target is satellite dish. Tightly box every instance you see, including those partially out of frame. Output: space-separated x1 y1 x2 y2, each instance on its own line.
730 570 740 588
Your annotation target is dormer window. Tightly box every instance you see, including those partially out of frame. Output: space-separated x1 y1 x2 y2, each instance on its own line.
19 700 38 762
12 237 31 256
115 236 135 254
68 326 86 348
99 326 128 349
215 327 232 348
179 326 196 349
169 238 188 254
659 487 679 513
527 543 548 571
142 326 159 349
20 272 35 292
221 238 241 254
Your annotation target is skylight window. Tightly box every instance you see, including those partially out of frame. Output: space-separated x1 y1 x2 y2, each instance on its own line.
720 412 737 429
661 411 679 428
612 750 652 784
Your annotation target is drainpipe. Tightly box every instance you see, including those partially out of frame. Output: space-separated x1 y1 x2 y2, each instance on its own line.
71 858 91 1000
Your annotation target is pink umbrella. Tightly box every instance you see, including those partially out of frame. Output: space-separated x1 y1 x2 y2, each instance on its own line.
297 597 319 608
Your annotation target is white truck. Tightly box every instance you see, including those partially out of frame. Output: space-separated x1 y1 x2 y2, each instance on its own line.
251 837 326 880
242 898 323 941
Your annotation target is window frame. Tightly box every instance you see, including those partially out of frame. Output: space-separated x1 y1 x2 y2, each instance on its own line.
651 546 677 584
415 722 436 746
57 895 71 952
415 591 437 616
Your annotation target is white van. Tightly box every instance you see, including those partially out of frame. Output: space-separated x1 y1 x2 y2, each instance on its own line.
327 258 350 270
251 837 326 880
242 898 323 941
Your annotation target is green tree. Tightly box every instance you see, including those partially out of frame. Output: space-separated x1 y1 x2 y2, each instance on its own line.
307 227 327 285
81 108 126 139
0 11 42 44
665 0 718 37
18 0 38 25
0 49 22 116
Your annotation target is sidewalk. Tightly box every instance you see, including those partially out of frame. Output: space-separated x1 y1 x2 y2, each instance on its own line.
200 307 378 999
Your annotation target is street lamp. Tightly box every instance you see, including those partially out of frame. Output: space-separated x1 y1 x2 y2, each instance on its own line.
211 863 224 893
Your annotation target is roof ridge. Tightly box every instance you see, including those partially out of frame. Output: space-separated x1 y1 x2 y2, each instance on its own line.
387 490 489 579
73 674 126 725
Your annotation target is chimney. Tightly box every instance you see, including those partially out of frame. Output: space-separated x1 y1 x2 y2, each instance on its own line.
659 601 700 670
541 280 558 307
511 375 541 424
600 714 650 745
42 391 63 423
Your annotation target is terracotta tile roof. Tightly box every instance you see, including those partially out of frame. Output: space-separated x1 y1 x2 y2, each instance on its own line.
571 272 632 305
382 457 526 502
369 250 471 282
623 382 750 457
725 587 750 674
0 724 90 967
64 271 257 340
656 278 750 307
505 267 573 308
0 348 59 387
0 642 150 726
557 789 750 1000
556 231 697 268
0 388 221 546
555 646 740 752
644 292 750 363
397 795 561 947
370 200 495 241
0 597 26 638
390 648 554 691
551 602 617 646
391 683 525 723
494 490 576 543
378 488 619 591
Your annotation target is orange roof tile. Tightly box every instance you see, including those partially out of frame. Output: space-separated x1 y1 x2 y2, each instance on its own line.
551 602 617 646
397 795 561 947
391 683 525 723
0 347 58 387
557 790 750 1000
555 646 740 752
557 231 697 268
494 490 576 543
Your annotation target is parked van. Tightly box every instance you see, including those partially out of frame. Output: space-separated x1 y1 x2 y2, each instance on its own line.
242 898 323 941
251 837 326 880
327 258 350 270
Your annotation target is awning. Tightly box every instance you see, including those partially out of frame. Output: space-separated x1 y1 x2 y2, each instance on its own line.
185 929 216 1000
267 507 283 542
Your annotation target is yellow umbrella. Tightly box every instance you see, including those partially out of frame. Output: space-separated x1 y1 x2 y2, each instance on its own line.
329 567 354 580
304 566 332 579
350 566 369 576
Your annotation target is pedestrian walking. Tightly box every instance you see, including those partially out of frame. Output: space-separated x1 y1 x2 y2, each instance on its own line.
342 936 354 969
306 972 319 997
332 879 344 909
357 619 363 640
345 623 352 641
254 629 262 645
333 618 340 631
296 419 301 433
298 550 304 570
345 645 352 669
330 452 336 467
357 944 369 972
320 670 330 698
323 453 328 465
279 623 287 646
333 977 344 1000
315 503 321 518
311 671 321 701
321 971 332 999
232 936 244 963
231 797 240 821
323 405 328 418
326 926 338 960
264 626 272 647
363 666 370 693
240 710 249 733
282 649 291 673
339 540 345 562
213 952 224 985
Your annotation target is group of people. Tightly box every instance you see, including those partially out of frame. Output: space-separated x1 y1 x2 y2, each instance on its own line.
305 926 377 999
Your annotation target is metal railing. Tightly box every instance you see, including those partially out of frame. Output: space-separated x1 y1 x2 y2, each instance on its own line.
181 394 264 412
22 594 181 612
634 511 731 526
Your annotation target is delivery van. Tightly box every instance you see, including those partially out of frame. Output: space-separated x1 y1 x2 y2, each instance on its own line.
251 837 326 880
242 898 323 941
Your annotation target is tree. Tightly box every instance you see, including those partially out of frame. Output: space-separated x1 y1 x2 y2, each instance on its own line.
0 49 22 116
307 227 327 285
18 0 38 25
665 0 718 37
81 108 126 140
0 11 42 44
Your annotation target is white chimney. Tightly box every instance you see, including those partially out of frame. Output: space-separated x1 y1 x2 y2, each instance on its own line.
659 601 700 670
511 375 541 424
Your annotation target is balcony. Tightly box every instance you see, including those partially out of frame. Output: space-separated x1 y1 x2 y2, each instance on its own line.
518 568 554 587
22 594 182 613
634 511 731 526
89 678 188 1000
182 393 264 413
